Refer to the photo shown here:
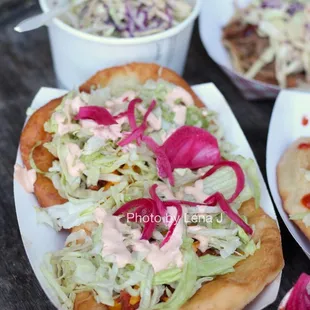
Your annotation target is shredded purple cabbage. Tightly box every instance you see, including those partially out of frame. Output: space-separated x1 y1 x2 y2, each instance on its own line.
60 0 192 38
287 3 304 15
261 0 281 9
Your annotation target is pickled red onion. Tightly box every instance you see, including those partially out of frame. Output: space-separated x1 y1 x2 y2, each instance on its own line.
143 126 221 184
204 192 253 235
113 185 184 244
75 106 117 125
127 98 142 130
114 198 158 240
114 198 154 217
149 184 166 217
118 100 156 146
286 273 310 310
201 161 245 203
163 126 221 169
161 201 182 247
140 201 157 240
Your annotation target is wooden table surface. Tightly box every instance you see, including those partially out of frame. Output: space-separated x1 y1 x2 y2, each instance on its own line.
0 1 309 309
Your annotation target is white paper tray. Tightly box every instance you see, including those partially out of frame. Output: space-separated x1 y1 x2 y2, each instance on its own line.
267 89 310 258
14 84 282 309
199 0 281 100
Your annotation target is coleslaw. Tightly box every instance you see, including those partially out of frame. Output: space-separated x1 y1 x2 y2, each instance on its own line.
231 0 310 88
53 0 192 38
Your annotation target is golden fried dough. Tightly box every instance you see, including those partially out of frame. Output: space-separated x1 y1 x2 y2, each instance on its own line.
277 137 310 240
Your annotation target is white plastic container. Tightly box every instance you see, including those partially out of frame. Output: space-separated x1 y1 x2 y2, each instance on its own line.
199 0 281 100
39 0 201 89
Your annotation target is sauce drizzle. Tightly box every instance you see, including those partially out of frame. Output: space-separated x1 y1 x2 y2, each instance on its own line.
302 116 309 126
301 193 310 209
298 143 310 150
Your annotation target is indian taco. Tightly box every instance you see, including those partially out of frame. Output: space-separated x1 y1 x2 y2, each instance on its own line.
277 137 310 240
16 63 284 310
222 0 310 88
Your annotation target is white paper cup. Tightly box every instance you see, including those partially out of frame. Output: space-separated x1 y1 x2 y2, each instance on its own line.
199 0 281 100
39 0 201 89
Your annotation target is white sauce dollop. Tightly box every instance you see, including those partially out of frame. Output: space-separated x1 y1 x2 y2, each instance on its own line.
95 208 133 268
66 143 86 177
14 164 37 193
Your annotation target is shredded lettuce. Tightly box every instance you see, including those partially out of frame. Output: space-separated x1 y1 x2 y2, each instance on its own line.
290 211 310 226
45 201 97 230
209 236 242 258
186 106 209 129
139 263 154 310
153 268 182 286
241 157 261 208
154 238 198 309
197 254 244 277
173 168 199 187
226 155 261 208
201 165 253 207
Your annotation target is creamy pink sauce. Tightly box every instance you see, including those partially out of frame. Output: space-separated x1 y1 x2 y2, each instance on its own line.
105 91 136 109
166 87 194 107
137 105 162 131
94 206 184 272
73 92 134 142
184 179 208 202
133 207 184 273
80 116 126 142
187 226 209 252
54 96 87 136
173 105 187 127
165 87 194 127
14 164 36 193
67 96 85 115
66 143 86 177
105 91 137 116
95 208 133 268
121 143 137 153
156 183 175 200
54 112 78 136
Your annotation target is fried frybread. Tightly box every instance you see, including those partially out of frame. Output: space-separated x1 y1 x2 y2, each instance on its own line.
277 137 310 240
